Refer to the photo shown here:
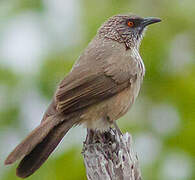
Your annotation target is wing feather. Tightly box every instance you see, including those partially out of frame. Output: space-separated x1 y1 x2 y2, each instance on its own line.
55 39 140 114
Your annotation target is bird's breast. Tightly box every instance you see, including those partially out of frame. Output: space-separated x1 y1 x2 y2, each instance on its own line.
80 80 141 131
131 48 145 78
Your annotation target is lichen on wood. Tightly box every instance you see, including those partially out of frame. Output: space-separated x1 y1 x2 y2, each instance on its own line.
82 128 142 180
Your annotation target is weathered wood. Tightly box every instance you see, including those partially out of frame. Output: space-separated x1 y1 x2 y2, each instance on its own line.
82 128 142 180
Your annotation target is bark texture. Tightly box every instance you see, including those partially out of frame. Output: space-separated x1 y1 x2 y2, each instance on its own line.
82 128 142 180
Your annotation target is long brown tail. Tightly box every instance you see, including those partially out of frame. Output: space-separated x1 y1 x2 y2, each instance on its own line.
17 120 73 178
5 115 76 178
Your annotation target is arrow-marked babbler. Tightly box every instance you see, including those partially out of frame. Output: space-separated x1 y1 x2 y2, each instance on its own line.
5 14 161 178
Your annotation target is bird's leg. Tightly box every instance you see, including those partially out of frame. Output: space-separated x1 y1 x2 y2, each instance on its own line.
86 129 110 144
113 121 123 137
95 130 106 143
106 116 123 139
85 128 94 144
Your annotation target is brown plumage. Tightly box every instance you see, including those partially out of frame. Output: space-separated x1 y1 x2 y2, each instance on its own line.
4 14 161 178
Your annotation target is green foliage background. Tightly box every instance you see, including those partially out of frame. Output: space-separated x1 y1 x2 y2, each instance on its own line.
0 0 194 180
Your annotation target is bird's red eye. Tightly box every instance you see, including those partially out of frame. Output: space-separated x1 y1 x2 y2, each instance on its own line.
127 21 134 27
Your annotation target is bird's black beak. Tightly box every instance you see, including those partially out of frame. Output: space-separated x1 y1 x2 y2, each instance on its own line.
141 17 161 27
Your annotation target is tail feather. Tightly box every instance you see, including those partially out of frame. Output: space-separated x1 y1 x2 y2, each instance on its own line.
16 120 73 178
5 116 60 165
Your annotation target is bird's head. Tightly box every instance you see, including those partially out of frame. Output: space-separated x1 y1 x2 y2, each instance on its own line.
98 14 161 49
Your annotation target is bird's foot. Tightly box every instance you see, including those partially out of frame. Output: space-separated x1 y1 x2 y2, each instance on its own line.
113 121 123 137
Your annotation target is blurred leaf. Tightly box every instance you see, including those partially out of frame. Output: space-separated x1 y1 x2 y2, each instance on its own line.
0 105 20 127
15 0 43 12
0 66 19 87
36 53 74 99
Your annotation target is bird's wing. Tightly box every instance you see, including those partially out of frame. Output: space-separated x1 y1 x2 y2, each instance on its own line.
55 41 140 114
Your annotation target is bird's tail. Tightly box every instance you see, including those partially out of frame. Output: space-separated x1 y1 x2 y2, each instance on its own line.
4 115 76 178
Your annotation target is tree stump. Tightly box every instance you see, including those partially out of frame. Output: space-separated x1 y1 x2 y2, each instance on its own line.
82 128 142 180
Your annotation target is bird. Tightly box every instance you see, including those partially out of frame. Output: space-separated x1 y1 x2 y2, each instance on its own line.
4 14 161 178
